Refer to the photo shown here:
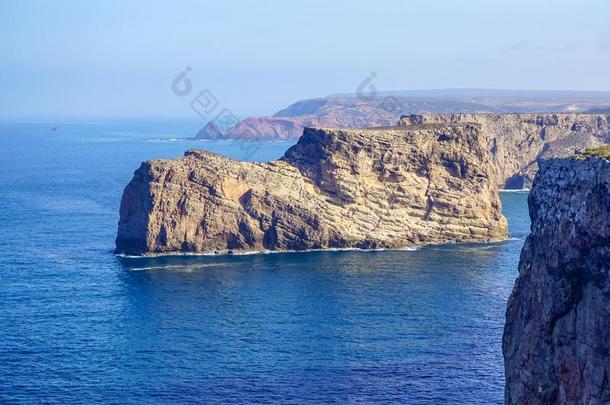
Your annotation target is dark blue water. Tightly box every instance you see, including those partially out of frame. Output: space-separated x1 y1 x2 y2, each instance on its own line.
0 121 529 404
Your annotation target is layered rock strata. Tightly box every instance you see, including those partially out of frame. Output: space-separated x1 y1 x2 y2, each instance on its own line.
194 93 610 142
116 124 508 255
400 113 610 189
503 151 610 404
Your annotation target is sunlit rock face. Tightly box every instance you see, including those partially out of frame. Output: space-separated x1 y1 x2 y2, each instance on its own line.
400 113 610 188
116 124 507 255
197 111 610 189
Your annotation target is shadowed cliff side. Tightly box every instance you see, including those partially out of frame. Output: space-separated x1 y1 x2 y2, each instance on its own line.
503 150 610 404
116 124 507 255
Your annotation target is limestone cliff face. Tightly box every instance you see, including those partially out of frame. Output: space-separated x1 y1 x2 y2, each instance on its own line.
503 154 610 404
116 124 507 255
400 113 610 189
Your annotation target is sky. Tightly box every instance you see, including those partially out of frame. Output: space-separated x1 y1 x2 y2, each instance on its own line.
1 0 609 119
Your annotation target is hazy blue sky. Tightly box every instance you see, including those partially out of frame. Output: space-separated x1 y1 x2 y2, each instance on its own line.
1 0 609 119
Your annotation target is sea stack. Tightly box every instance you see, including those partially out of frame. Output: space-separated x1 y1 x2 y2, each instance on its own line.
503 147 610 404
115 123 508 255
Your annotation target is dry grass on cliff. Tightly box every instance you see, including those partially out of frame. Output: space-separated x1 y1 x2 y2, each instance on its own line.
577 145 610 159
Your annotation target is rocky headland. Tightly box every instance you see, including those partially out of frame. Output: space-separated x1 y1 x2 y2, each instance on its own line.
503 148 610 404
401 113 610 189
194 91 610 142
116 123 507 255
195 99 610 190
193 98 400 141
194 121 223 139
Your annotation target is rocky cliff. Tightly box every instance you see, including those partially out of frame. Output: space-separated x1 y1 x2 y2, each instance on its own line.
401 113 610 189
503 149 610 404
219 98 399 140
116 124 507 255
193 121 223 139
194 92 610 141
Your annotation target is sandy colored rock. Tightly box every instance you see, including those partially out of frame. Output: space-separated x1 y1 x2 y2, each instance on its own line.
195 93 610 142
116 124 507 255
400 113 610 188
503 154 610 404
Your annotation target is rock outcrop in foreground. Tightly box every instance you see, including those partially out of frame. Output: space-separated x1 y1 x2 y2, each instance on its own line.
116 124 507 255
401 113 610 189
503 150 610 404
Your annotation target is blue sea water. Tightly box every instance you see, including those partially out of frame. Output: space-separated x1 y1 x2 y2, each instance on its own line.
0 121 530 404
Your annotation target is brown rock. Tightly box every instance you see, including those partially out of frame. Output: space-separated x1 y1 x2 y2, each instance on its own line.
401 113 610 189
116 124 507 255
503 153 610 404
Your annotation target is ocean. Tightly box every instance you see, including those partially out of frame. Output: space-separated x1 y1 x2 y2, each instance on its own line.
0 120 530 403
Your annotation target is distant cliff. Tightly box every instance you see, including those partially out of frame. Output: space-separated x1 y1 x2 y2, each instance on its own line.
401 113 610 188
194 102 610 189
116 124 507 255
193 121 223 139
194 92 610 142
212 98 398 140
503 149 610 404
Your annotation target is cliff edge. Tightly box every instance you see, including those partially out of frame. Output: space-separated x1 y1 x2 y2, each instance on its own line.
116 124 507 255
503 148 610 404
401 113 610 189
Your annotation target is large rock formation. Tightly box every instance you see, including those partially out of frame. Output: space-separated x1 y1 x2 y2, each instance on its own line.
194 91 610 141
224 116 304 140
401 113 610 188
194 103 610 189
221 98 399 140
503 150 610 404
116 124 508 255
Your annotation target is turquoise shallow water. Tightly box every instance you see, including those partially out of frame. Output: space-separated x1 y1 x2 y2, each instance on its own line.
0 121 529 403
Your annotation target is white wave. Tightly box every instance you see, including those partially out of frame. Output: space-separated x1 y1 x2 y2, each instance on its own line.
116 251 220 259
115 245 421 259
499 188 530 193
147 137 188 143
125 263 228 271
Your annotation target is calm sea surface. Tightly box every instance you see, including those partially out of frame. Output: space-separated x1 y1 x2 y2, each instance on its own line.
0 121 530 404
